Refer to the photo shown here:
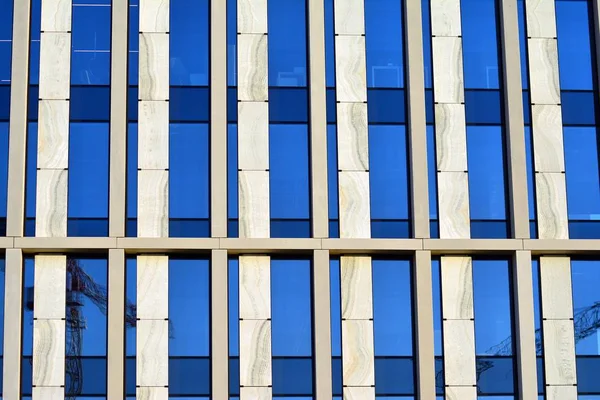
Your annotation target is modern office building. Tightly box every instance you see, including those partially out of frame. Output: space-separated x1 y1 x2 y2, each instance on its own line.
0 0 599 399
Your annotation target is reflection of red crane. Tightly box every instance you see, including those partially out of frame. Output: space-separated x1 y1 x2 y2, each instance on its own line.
436 302 600 392
27 259 138 399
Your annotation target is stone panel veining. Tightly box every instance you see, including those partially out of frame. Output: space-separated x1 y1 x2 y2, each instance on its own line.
140 0 169 33
239 170 270 238
525 0 557 39
335 36 367 103
38 100 70 169
528 38 560 105
443 319 476 386
39 32 71 100
139 33 170 101
339 171 371 239
239 319 272 387
342 319 375 386
532 104 565 173
536 172 568 240
138 169 169 237
239 255 271 320
543 319 577 385
340 256 373 320
33 319 66 386
34 255 66 319
437 171 470 239
430 0 462 37
432 36 464 104
137 319 169 387
138 101 169 170
238 34 268 102
137 255 169 319
237 0 268 34
441 256 473 320
41 0 71 33
435 103 467 172
337 102 369 171
546 385 578 400
333 0 365 35
238 101 270 171
540 257 573 320
36 169 68 237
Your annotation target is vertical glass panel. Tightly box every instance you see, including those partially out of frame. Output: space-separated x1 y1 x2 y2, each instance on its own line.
268 0 307 87
325 0 335 87
564 127 600 238
125 257 137 396
169 123 210 237
421 0 433 88
128 2 139 86
531 259 545 396
427 126 439 237
0 0 13 85
71 3 111 85
29 0 41 85
0 122 7 234
269 124 311 238
431 258 444 396
524 126 537 237
126 123 138 237
25 123 38 236
327 125 339 237
460 0 500 89
467 126 509 238
171 0 209 86
227 0 237 86
169 258 210 396
365 0 405 88
572 260 600 355
68 123 110 236
556 0 594 90
330 258 342 396
227 124 238 237
516 0 528 89
21 257 35 395
369 125 410 238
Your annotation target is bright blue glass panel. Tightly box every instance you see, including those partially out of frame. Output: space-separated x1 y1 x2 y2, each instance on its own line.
524 127 537 232
169 259 210 356
431 259 443 356
327 125 339 236
577 357 600 394
374 358 414 395
367 89 406 123
561 91 596 126
0 0 13 41
170 87 210 122
269 88 309 123
373 259 413 356
125 258 137 356
268 0 307 87
227 124 238 236
30 0 41 41
572 260 600 355
272 358 313 395
435 357 444 395
228 258 239 356
70 86 111 121
365 0 404 88
0 41 11 85
476 357 516 395
126 123 138 237
421 0 433 88
71 4 111 85
128 4 139 85
272 259 312 356
427 126 439 238
556 0 594 90
369 125 410 238
171 0 209 86
0 86 8 119
517 0 528 89
467 126 509 237
531 260 542 351
227 0 236 85
0 123 7 232
25 123 38 236
168 358 211 396
330 258 341 357
564 128 600 226
464 90 502 124
270 125 310 236
332 357 342 396
68 123 109 236
325 0 335 87
170 124 210 237
461 0 500 89
473 260 513 355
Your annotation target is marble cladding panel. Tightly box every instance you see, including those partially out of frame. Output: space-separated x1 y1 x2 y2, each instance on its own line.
140 0 169 33
432 36 464 104
540 257 573 320
343 387 375 400
32 387 65 400
333 0 365 35
137 319 169 387
138 169 169 237
137 255 169 319
430 0 462 36
38 100 69 169
239 319 272 387
440 256 473 320
39 32 71 100
138 101 170 170
239 255 271 320
139 33 170 101
34 255 66 320
335 36 367 103
528 38 560 105
546 385 578 400
238 102 270 170
238 0 268 34
525 0 557 38
445 386 477 400
437 171 470 239
338 171 371 239
443 319 476 386
137 387 169 400
41 0 71 32
536 172 569 240
532 104 565 173
238 34 269 101
342 320 375 386
340 256 373 320
36 169 68 237
337 102 369 171
240 387 272 400
543 319 577 386
33 319 66 386
239 170 270 238
435 103 467 172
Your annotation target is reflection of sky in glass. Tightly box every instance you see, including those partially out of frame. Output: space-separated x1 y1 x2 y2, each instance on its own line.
572 260 600 355
0 123 8 220
126 258 137 356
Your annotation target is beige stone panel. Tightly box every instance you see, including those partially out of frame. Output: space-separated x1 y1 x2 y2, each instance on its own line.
435 103 467 172
239 255 271 319
543 319 577 385
340 256 373 320
437 171 470 239
440 256 473 320
540 256 573 320
525 0 557 38
39 32 71 100
339 171 371 239
138 101 169 170
34 255 66 319
238 34 268 101
432 36 464 104
337 102 369 171
239 319 272 386
238 101 269 170
443 319 476 386
430 0 462 36
33 319 65 386
342 320 375 386
333 0 365 34
532 104 565 173
138 169 169 237
137 255 169 319
38 100 69 169
536 172 569 239
238 0 267 34
35 169 68 237
528 38 560 105
139 33 169 101
335 35 367 102
137 319 169 387
140 0 169 33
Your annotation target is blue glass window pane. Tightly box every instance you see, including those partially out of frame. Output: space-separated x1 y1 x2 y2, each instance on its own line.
227 124 238 236
365 0 404 88
0 42 11 85
564 128 600 224
170 87 210 122
171 0 209 86
524 127 536 223
577 356 600 394
227 0 236 85
464 90 502 124
421 0 433 89
330 259 341 357
125 258 137 356
68 123 109 236
269 88 309 123
0 123 7 230
531 260 542 347
572 260 600 355
64 357 107 395
332 357 342 396
434 357 444 394
30 0 41 41
29 40 40 85
270 125 310 236
460 0 500 89
169 358 211 396
556 0 594 90
0 258 4 357
467 126 509 236
561 91 596 126
425 89 434 123
0 0 13 40
25 123 38 236
476 357 515 395
128 4 139 85
0 86 9 119
374 358 414 395
569 221 600 239
227 87 237 122
327 125 339 234
170 124 210 237
522 91 530 124
228 258 239 356
272 259 312 356
517 0 528 89
229 358 240 395
71 4 111 85
272 358 313 395
431 259 443 356
268 0 307 87
473 260 513 355
126 124 138 236
71 86 110 121
325 0 335 87
367 89 406 124
426 126 438 225
373 260 413 356
327 88 336 123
